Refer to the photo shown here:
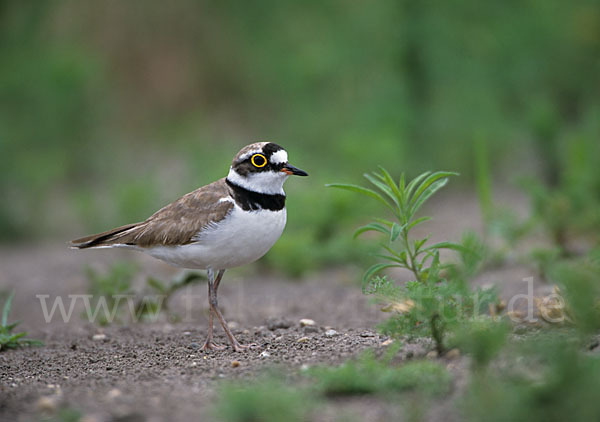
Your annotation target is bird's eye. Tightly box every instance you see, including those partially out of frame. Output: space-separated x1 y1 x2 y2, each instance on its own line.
251 154 267 168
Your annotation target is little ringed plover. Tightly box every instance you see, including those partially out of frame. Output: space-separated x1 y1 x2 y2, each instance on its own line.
71 142 308 351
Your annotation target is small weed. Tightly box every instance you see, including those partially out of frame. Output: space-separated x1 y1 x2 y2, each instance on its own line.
308 349 451 397
451 316 510 371
329 168 497 353
550 257 600 337
41 407 83 422
135 272 206 321
0 291 43 351
85 263 207 324
462 337 600 422
329 168 463 286
214 375 314 422
85 262 136 325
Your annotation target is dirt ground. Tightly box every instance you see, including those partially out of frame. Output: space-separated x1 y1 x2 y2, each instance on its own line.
0 193 552 422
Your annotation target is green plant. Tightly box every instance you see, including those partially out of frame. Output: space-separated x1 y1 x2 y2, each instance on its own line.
0 291 43 351
329 168 462 286
329 168 496 353
519 135 600 257
462 336 600 422
214 375 314 422
550 257 600 337
135 272 207 321
84 262 136 325
451 316 510 371
308 349 451 397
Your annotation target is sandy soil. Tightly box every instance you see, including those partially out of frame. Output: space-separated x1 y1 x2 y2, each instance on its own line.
0 192 552 421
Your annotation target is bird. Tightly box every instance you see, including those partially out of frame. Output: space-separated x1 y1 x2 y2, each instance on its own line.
71 142 308 351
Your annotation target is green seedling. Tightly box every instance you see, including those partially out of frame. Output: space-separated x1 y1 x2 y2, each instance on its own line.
550 257 600 337
214 375 314 422
85 263 208 324
329 168 462 287
85 262 136 325
451 316 510 371
308 349 451 397
0 291 43 351
462 335 600 422
329 168 496 353
135 272 206 321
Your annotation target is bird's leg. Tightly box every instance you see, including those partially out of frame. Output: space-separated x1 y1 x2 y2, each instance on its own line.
209 269 257 352
201 269 226 351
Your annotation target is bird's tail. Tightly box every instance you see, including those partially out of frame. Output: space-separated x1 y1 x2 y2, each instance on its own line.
70 223 141 249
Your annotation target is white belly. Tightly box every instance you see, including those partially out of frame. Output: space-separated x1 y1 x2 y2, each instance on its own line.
142 206 287 270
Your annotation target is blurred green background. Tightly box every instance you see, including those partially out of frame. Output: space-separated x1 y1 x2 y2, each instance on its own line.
2 0 599 274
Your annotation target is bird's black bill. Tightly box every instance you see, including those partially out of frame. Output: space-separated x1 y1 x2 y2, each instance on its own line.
282 163 308 176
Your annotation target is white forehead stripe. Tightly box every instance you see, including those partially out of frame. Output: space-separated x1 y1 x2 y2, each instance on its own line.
238 150 263 162
270 149 288 164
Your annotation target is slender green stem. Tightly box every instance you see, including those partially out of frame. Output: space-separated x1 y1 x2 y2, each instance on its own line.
402 226 422 282
430 313 444 354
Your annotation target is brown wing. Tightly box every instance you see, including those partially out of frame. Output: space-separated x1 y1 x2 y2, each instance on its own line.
71 178 234 248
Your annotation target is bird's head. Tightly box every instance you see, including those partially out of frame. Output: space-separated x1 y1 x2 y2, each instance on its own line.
227 142 308 195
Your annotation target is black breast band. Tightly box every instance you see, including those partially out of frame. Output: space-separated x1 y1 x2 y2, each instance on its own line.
225 179 286 211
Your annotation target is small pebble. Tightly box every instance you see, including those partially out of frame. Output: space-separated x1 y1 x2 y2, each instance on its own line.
36 396 58 413
360 331 376 337
266 317 292 330
92 334 106 341
231 360 241 368
299 318 315 327
303 326 319 334
188 342 200 350
260 351 271 358
106 388 121 400
445 348 461 360
426 350 439 359
297 336 310 343
189 362 198 368
228 321 239 329
182 331 192 336
381 339 394 346
81 415 103 422
324 329 338 337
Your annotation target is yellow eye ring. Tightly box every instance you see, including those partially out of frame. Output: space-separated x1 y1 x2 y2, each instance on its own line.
251 153 267 168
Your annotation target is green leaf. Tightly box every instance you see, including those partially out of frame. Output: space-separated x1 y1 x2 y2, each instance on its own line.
406 172 431 200
382 244 408 261
423 242 469 253
362 264 401 294
8 332 26 342
427 251 441 284
354 223 390 239
147 277 168 294
326 183 396 213
390 223 403 242
363 173 400 210
2 291 14 328
413 237 430 254
373 253 406 265
373 218 395 228
410 178 449 215
410 171 458 213
407 216 432 230
376 167 404 207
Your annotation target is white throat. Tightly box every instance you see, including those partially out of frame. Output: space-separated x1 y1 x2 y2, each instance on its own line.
226 167 288 195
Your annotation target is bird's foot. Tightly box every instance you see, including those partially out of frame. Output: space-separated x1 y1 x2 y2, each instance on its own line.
201 340 226 351
231 341 259 352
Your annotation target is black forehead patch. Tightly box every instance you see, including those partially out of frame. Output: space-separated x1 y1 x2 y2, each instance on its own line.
262 143 284 157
